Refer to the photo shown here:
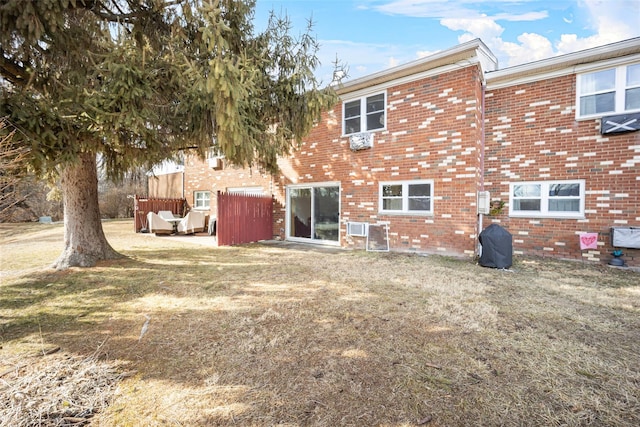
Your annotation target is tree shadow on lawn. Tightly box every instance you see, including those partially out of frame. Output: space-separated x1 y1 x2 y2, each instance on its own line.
1 246 462 425
3 245 640 425
1 247 273 342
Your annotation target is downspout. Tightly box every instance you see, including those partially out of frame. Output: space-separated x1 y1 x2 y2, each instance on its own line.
477 79 486 258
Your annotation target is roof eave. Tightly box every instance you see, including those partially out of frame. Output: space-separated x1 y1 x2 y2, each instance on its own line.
335 38 497 95
486 36 640 87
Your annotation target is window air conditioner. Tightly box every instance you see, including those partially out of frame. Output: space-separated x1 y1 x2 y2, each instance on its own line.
347 222 368 237
349 132 374 151
208 157 222 169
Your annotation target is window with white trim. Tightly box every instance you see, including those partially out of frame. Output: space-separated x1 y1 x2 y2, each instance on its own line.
194 191 211 209
379 180 433 214
509 180 585 218
577 63 640 118
343 92 386 135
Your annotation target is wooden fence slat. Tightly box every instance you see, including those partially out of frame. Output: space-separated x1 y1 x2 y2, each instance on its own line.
134 196 186 232
217 192 273 246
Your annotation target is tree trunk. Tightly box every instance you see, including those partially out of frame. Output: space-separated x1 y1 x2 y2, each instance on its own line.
52 152 122 270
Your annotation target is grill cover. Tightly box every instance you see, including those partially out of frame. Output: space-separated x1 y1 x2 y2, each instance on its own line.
479 224 513 269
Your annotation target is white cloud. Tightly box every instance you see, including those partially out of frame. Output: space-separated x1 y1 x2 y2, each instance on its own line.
501 33 555 66
422 0 638 67
388 57 400 68
321 0 640 82
441 16 505 39
374 0 547 21
318 39 417 81
555 0 640 54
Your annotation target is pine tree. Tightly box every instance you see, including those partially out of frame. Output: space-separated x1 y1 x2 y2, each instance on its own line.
0 0 338 269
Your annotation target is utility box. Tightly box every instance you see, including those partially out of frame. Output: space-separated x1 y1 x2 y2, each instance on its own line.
477 191 490 215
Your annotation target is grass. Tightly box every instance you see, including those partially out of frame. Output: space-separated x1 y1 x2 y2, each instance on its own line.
1 219 639 426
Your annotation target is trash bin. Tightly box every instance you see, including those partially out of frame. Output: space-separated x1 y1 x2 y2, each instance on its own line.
479 224 512 269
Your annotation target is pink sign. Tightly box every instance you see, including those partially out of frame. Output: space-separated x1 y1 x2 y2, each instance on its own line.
579 233 598 250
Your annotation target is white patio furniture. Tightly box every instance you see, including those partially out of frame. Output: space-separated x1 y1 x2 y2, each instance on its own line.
147 212 174 235
177 210 206 235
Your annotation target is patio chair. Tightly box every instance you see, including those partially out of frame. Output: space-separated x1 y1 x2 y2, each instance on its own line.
177 210 206 235
147 212 174 235
158 210 177 220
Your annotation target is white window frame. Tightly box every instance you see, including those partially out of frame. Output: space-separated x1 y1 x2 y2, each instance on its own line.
194 191 211 209
509 180 585 219
342 91 386 136
379 179 434 215
576 63 640 119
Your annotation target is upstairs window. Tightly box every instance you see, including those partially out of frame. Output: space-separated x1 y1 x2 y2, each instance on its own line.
577 63 640 118
379 180 433 214
509 180 585 218
343 92 386 135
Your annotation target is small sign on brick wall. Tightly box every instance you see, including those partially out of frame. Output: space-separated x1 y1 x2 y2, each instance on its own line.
600 113 640 135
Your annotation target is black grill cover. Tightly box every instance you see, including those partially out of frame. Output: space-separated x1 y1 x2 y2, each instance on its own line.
479 224 512 268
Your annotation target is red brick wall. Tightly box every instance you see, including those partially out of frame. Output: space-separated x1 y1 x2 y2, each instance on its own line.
183 154 277 221
277 66 485 256
176 61 639 267
484 74 640 266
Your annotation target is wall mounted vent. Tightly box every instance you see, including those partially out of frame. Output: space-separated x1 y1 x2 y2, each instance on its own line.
349 132 374 151
347 222 368 237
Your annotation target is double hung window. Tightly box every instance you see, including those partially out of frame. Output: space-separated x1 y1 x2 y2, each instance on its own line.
509 180 585 218
343 92 386 135
577 63 640 117
379 180 433 214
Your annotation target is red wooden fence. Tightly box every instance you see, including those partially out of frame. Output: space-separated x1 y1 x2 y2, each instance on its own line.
134 196 186 232
217 192 273 246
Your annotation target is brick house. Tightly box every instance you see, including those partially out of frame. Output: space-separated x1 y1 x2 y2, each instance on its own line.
150 37 640 266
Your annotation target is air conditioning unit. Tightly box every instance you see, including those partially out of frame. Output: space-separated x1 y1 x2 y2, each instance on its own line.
207 157 222 170
349 132 374 151
611 227 640 249
347 222 368 237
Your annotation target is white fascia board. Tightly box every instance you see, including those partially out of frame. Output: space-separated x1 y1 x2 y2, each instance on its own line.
339 59 483 102
336 38 496 97
486 37 640 90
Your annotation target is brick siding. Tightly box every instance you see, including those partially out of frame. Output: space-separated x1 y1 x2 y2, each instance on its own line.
277 66 485 257
484 74 640 265
173 45 640 267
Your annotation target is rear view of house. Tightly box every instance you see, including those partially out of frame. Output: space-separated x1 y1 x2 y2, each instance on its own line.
151 37 640 267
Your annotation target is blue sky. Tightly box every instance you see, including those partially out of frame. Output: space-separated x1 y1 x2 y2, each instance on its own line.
254 0 640 84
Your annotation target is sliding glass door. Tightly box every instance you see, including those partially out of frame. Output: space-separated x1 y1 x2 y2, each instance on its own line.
288 183 340 244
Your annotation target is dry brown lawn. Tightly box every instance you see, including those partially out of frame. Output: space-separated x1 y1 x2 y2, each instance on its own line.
1 219 639 426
